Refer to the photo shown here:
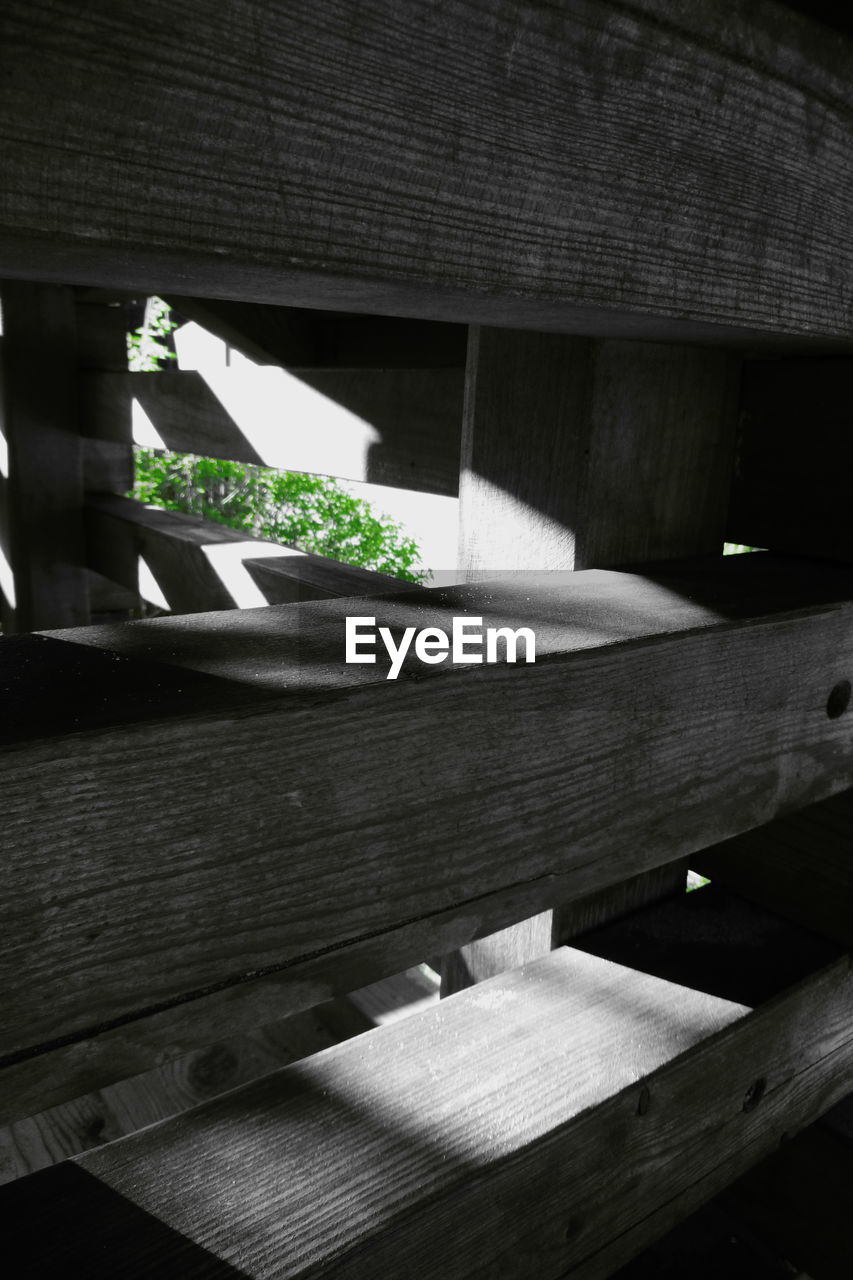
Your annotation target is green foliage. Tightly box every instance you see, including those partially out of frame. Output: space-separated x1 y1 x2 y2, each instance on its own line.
127 296 177 372
132 449 426 581
128 296 425 583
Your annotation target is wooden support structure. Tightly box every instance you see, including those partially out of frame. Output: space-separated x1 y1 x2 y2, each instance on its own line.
4 552 853 1122
0 282 89 632
2 3 853 344
83 367 463 495
444 330 739 993
2 2 853 1275
85 493 420 612
3 885 852 1278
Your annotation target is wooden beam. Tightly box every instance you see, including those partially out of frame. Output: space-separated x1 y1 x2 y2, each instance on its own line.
83 367 463 495
85 493 419 612
445 331 739 992
0 282 89 632
0 997 371 1185
164 296 467 369
2 3 853 344
728 356 853 560
2 887 851 1278
4 554 853 1118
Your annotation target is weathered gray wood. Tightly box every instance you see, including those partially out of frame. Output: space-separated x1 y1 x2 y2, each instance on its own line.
2 888 851 1279
693 788 853 947
82 437 135 495
445 331 738 992
0 282 89 632
3 554 853 1120
84 368 463 495
75 296 130 372
85 493 418 612
728 356 853 560
0 998 370 1184
459 332 739 574
165 296 467 369
2 3 853 344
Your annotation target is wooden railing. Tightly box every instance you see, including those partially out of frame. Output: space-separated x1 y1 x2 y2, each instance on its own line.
2 2 853 1276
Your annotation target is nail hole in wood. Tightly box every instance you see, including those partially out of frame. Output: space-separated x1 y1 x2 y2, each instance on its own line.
827 680 851 719
742 1077 766 1113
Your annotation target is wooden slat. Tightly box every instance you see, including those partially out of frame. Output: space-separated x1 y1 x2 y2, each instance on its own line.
728 356 853 560
445 331 739 992
165 296 467 369
2 3 853 343
693 787 853 947
4 554 853 1119
0 282 89 632
85 493 418 611
83 367 463 495
0 998 370 1185
2 888 851 1278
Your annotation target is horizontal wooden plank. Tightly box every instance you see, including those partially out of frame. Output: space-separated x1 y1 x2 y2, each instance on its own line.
2 3 853 343
83 367 463 495
693 787 853 946
0 997 371 1184
165 296 468 369
728 356 853 559
3 554 853 1117
85 493 417 612
2 888 851 1278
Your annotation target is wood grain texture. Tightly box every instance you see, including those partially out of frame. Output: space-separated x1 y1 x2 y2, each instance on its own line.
693 787 853 947
728 356 853 560
0 282 89 633
445 331 738 993
84 367 463 495
2 889 852 1279
0 998 371 1185
3 554 853 1120
85 493 418 611
2 2 853 343
459 331 740 574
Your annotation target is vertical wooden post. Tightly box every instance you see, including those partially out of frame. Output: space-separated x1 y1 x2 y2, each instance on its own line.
0 282 89 633
442 327 740 993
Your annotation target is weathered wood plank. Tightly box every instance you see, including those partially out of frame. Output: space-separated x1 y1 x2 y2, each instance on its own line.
84 367 463 495
3 554 853 1119
2 888 851 1279
0 998 371 1185
693 787 853 947
445 331 738 992
165 296 467 369
459 332 739 573
728 356 853 560
2 2 853 343
85 493 418 611
0 282 89 632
